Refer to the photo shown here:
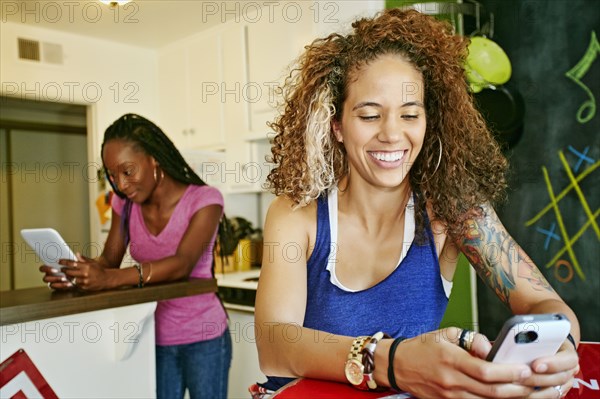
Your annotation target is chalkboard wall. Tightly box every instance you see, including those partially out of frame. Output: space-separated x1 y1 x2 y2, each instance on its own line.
476 0 600 341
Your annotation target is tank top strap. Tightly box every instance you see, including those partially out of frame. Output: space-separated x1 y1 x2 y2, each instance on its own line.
307 192 332 267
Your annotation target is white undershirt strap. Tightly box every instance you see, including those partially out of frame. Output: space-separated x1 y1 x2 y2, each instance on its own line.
325 187 452 297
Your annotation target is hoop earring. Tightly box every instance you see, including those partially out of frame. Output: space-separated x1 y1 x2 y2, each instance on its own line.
338 165 350 193
153 167 165 186
420 136 442 184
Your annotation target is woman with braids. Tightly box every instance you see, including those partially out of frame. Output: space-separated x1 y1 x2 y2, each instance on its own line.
40 113 231 398
253 8 580 399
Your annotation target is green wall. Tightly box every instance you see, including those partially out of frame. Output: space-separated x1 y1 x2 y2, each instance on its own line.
440 254 474 329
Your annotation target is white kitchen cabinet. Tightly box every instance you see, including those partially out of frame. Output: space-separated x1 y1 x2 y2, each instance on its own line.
158 32 225 150
225 5 314 193
244 5 314 139
221 23 257 193
188 33 225 149
225 138 273 194
222 23 249 139
158 44 188 145
227 307 265 399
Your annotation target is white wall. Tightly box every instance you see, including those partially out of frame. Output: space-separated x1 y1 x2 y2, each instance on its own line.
312 0 385 37
0 21 160 246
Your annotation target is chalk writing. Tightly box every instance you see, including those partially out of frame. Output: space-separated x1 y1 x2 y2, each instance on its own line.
564 30 599 123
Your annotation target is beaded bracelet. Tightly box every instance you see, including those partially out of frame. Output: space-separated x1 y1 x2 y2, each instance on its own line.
133 263 144 288
387 336 407 392
362 332 390 390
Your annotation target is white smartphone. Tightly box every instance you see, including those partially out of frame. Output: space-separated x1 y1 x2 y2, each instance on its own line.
20 228 77 276
486 313 571 365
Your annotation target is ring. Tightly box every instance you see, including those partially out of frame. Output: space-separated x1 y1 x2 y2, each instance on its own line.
465 330 475 352
458 329 475 351
554 385 564 398
47 282 52 290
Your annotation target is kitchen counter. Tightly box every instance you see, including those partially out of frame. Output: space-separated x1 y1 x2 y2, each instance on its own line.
215 268 260 289
0 278 217 326
216 268 260 310
0 278 218 397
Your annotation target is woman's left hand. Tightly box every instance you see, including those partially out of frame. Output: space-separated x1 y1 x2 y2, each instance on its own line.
520 341 580 398
59 254 112 291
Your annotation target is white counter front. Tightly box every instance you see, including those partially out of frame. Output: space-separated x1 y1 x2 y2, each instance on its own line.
1 302 156 398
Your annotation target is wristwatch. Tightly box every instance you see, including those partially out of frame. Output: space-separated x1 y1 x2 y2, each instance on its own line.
344 336 370 390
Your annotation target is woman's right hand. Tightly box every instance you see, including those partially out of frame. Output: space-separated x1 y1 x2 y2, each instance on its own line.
40 264 75 290
391 327 535 398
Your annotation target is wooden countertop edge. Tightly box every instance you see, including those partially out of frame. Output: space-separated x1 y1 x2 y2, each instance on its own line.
0 278 217 326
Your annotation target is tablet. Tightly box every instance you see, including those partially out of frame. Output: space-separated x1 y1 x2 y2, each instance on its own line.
20 228 77 270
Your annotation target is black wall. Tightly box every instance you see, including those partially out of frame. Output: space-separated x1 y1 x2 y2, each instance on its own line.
476 0 600 341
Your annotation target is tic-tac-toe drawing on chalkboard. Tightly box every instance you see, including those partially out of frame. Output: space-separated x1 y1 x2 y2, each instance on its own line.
524 148 599 284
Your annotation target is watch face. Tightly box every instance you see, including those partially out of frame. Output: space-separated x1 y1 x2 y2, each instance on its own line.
344 359 364 385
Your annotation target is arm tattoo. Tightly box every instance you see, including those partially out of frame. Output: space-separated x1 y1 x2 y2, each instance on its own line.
457 204 554 308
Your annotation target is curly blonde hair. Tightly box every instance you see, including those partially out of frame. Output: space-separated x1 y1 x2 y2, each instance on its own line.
266 8 508 238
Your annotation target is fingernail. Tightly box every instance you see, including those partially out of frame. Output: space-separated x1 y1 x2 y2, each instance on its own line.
50 268 59 274
520 368 532 379
535 364 548 373
60 277 67 282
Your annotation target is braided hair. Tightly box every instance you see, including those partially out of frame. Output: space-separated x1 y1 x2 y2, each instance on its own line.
101 113 231 271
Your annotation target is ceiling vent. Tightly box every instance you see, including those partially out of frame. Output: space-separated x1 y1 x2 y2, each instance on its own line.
18 38 40 61
17 38 64 64
42 42 64 64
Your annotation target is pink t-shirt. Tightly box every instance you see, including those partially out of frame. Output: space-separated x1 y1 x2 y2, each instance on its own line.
112 184 228 345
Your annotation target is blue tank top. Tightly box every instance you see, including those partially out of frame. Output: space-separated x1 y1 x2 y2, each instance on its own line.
304 193 448 337
261 193 448 391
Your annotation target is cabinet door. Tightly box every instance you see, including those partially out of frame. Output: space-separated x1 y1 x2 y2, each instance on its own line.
222 23 249 138
227 308 264 398
245 5 313 137
158 45 189 148
187 33 225 149
222 23 256 192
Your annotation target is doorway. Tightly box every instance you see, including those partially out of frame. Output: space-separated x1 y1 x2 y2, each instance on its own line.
0 97 89 290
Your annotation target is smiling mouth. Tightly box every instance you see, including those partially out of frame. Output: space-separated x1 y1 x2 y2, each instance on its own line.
369 150 406 162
